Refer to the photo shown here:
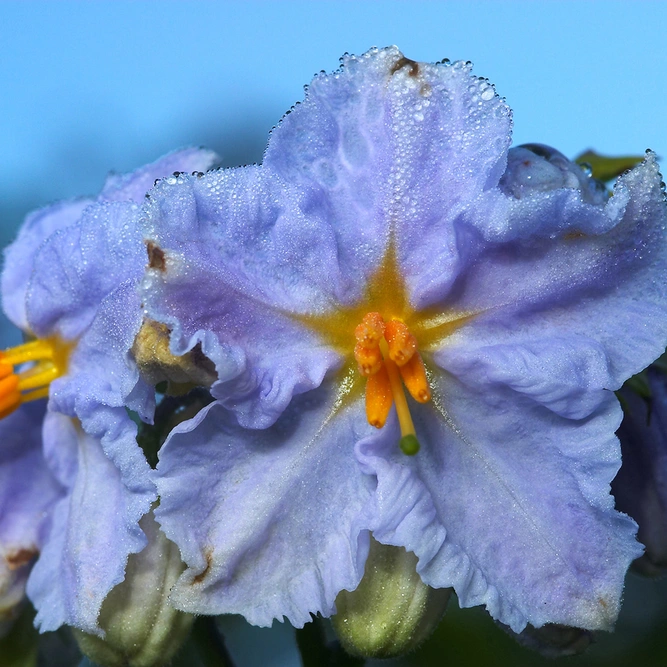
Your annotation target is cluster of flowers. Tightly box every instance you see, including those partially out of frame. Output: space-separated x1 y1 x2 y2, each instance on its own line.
1 47 667 664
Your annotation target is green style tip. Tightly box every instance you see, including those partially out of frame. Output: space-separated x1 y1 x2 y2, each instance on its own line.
399 434 420 456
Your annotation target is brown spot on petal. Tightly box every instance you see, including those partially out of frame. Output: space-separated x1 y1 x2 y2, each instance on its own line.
6 547 37 570
193 549 213 585
146 241 166 272
390 56 420 78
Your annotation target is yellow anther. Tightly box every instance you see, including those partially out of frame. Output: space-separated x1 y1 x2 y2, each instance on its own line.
354 341 383 376
365 364 393 429
384 320 417 366
354 312 385 345
0 373 21 420
0 338 71 420
354 313 431 456
398 353 431 403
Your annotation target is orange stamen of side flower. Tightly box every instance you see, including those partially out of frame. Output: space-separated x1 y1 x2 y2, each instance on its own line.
353 313 431 455
0 338 70 420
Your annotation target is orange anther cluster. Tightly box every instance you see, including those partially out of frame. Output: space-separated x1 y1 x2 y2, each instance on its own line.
354 312 386 376
353 313 431 445
384 319 417 366
365 365 392 428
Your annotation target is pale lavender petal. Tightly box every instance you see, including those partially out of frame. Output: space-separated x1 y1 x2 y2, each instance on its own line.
1 199 92 331
154 386 377 627
25 202 144 340
49 279 155 500
27 413 151 635
3 147 217 334
358 374 640 633
0 403 63 620
0 403 62 556
141 174 342 427
100 147 219 203
435 154 667 403
264 47 512 307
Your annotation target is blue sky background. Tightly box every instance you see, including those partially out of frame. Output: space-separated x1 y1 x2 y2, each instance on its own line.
2 1 666 256
2 3 667 665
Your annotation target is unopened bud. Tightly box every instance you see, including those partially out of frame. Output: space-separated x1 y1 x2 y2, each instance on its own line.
332 537 451 658
73 510 194 667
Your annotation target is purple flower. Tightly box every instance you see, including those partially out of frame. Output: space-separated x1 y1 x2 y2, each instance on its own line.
0 148 218 634
142 47 667 634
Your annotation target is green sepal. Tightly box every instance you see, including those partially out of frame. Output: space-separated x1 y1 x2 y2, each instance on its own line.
574 150 645 183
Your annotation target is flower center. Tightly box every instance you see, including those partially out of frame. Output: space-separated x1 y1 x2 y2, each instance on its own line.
354 312 431 455
0 338 71 419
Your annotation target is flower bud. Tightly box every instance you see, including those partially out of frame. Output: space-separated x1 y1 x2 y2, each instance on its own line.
332 537 451 658
73 510 194 667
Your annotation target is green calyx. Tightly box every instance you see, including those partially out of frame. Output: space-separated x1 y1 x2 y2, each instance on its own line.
73 510 194 667
332 538 451 659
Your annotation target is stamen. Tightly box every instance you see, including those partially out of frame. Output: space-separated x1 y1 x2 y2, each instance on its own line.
355 314 430 456
0 338 70 419
365 365 393 428
0 373 21 420
398 353 431 403
355 312 385 345
384 319 417 366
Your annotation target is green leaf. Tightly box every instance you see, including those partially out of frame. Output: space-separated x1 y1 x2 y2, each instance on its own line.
574 150 646 183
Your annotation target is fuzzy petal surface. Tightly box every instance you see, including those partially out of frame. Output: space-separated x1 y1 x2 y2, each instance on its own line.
100 147 219 203
25 201 145 340
0 404 63 619
154 387 377 627
358 373 640 633
2 147 218 335
141 167 345 427
27 413 151 635
435 154 667 407
2 199 92 331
